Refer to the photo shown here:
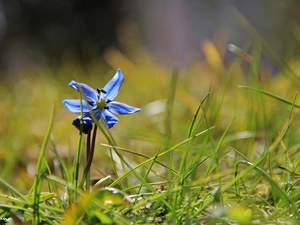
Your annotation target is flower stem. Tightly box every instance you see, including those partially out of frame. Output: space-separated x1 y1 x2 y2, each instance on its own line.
80 124 97 190
85 130 91 191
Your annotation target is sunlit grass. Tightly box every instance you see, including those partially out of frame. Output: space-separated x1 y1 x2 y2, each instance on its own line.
0 24 300 224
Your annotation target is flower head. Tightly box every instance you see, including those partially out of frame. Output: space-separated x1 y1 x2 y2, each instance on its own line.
62 69 141 133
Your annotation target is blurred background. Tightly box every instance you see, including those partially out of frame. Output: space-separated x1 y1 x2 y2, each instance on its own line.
1 0 300 190
0 0 299 75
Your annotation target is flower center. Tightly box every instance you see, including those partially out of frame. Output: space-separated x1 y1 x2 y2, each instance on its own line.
96 88 109 110
96 98 106 110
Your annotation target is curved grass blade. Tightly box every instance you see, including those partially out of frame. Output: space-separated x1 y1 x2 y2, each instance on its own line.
0 179 28 203
238 86 300 108
187 93 210 138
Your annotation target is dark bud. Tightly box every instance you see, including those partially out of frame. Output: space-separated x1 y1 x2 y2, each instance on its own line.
72 116 93 134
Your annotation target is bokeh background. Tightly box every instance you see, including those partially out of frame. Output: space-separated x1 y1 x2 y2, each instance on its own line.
1 0 300 190
0 0 299 74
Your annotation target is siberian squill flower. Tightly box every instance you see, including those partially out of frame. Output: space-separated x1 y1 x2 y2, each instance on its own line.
62 69 141 133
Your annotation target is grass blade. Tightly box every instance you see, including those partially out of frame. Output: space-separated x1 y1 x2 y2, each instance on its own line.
32 105 55 224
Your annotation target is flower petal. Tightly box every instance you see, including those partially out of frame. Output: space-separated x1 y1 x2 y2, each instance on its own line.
85 109 103 122
102 110 119 129
62 99 93 113
107 101 142 115
72 116 93 134
68 80 98 103
103 69 124 101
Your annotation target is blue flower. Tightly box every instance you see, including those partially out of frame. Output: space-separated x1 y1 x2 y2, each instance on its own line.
62 69 141 133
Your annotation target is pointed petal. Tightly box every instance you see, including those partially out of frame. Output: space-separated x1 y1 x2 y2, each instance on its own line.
102 110 119 129
72 116 93 134
62 99 93 113
103 69 124 100
107 101 142 115
68 80 98 103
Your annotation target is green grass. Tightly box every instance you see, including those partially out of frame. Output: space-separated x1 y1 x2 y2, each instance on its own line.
1 28 300 224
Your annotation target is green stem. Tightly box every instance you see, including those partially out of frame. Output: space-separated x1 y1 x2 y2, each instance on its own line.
85 130 91 191
80 124 97 190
